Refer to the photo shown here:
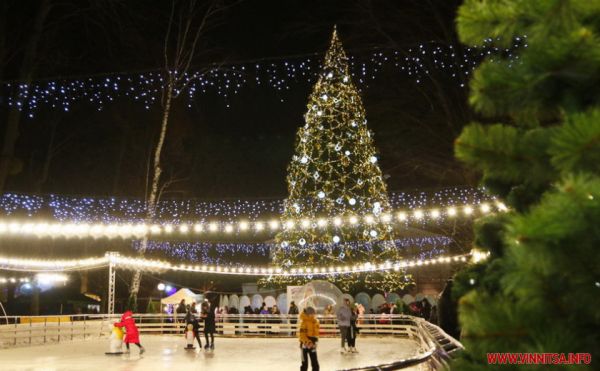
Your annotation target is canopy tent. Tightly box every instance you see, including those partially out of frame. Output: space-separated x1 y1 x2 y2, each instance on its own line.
160 288 203 305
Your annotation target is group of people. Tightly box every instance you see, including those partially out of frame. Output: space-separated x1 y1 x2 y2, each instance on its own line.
297 298 360 371
241 303 282 315
111 297 360 370
113 300 217 355
181 300 217 350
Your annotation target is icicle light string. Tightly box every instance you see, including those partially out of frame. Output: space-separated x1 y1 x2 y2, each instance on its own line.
2 38 526 116
133 236 453 264
0 251 473 276
0 187 495 223
0 201 507 240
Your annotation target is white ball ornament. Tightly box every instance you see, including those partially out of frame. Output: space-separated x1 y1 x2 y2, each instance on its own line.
332 235 340 243
317 191 325 199
370 156 378 163
349 198 356 205
369 230 378 237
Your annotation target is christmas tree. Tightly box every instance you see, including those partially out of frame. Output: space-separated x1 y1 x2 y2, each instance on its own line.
265 28 412 293
451 0 600 369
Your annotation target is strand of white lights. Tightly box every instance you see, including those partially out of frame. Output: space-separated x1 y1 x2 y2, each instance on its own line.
4 38 526 117
471 249 491 263
0 256 109 272
0 277 30 284
0 202 508 240
110 253 471 276
0 252 471 276
0 187 493 221
35 273 69 284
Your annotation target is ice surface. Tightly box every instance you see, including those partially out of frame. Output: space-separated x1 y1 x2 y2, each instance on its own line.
0 335 420 371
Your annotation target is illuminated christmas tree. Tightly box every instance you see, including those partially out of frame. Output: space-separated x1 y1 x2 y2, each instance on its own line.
265 28 412 292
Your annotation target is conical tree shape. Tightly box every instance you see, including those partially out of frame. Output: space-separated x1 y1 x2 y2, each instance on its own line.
266 28 411 292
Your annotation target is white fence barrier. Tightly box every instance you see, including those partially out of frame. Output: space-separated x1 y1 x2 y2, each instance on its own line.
0 314 462 369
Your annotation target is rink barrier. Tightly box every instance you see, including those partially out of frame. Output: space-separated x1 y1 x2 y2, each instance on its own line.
0 314 462 369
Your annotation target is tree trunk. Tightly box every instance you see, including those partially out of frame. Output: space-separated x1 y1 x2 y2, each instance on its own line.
34 120 57 193
111 115 129 195
0 0 51 193
128 82 174 307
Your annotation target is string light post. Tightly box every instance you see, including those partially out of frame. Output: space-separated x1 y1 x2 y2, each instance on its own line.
107 252 118 315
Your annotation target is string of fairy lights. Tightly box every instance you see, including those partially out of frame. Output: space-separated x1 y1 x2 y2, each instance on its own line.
134 236 454 264
0 187 494 222
0 251 474 276
1 38 527 116
0 201 506 240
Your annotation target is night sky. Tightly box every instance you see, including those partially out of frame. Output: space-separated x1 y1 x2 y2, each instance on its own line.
1 0 474 200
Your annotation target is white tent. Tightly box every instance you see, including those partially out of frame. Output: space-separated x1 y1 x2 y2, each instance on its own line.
160 288 202 305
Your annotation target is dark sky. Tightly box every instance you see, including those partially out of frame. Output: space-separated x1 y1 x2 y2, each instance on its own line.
0 0 473 200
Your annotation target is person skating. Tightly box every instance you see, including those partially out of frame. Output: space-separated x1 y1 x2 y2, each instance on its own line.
176 299 187 322
201 301 216 350
114 310 145 354
289 301 299 335
298 307 320 371
184 309 202 348
347 306 360 353
336 298 352 353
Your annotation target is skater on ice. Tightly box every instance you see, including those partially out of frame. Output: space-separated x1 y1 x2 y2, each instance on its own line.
336 298 352 353
114 310 145 354
184 308 202 349
298 306 320 371
347 305 360 353
201 301 216 350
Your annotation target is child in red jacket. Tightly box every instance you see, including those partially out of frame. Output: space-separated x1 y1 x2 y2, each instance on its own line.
114 310 145 354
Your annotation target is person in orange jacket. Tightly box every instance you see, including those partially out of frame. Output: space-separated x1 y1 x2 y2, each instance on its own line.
298 307 320 371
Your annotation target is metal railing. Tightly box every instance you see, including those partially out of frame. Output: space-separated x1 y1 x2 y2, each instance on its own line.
0 314 462 369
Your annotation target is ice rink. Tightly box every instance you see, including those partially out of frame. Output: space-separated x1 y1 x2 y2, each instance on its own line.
0 335 420 371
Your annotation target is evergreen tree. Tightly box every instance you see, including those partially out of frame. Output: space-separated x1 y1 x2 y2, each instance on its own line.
264 28 412 292
452 1 600 369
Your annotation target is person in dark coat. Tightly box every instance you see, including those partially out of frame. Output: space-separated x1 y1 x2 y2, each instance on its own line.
347 306 360 353
421 299 432 321
201 301 216 349
438 279 460 339
185 310 202 348
289 301 299 335
176 299 186 323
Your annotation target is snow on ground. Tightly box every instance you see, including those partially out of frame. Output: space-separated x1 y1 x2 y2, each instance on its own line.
0 335 421 371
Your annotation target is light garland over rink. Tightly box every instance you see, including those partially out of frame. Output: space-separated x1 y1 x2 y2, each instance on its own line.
0 201 507 240
134 236 454 264
0 256 109 272
0 187 494 222
2 38 526 116
0 251 474 276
